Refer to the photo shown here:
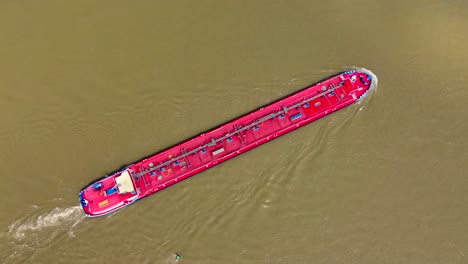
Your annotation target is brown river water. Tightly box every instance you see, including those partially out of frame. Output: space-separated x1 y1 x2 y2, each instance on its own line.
1 1 467 263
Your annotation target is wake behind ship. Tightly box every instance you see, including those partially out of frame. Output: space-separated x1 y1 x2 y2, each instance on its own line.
79 70 374 217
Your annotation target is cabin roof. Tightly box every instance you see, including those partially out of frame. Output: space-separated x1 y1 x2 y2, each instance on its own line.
116 170 135 194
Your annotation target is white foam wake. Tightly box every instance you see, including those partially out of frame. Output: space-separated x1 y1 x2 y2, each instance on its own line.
8 206 84 241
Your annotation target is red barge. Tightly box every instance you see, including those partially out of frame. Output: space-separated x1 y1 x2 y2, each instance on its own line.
79 70 374 217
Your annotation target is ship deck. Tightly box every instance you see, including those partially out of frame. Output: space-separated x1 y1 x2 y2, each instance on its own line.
130 71 371 198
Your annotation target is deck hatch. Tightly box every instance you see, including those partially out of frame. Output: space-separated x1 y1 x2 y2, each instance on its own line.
290 113 302 121
212 148 225 156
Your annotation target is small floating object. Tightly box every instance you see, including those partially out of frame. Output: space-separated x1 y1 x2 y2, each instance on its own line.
79 70 375 217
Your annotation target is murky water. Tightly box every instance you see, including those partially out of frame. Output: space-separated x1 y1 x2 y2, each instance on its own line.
1 1 467 263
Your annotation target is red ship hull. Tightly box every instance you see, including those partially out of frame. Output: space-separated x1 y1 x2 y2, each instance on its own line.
79 70 374 217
